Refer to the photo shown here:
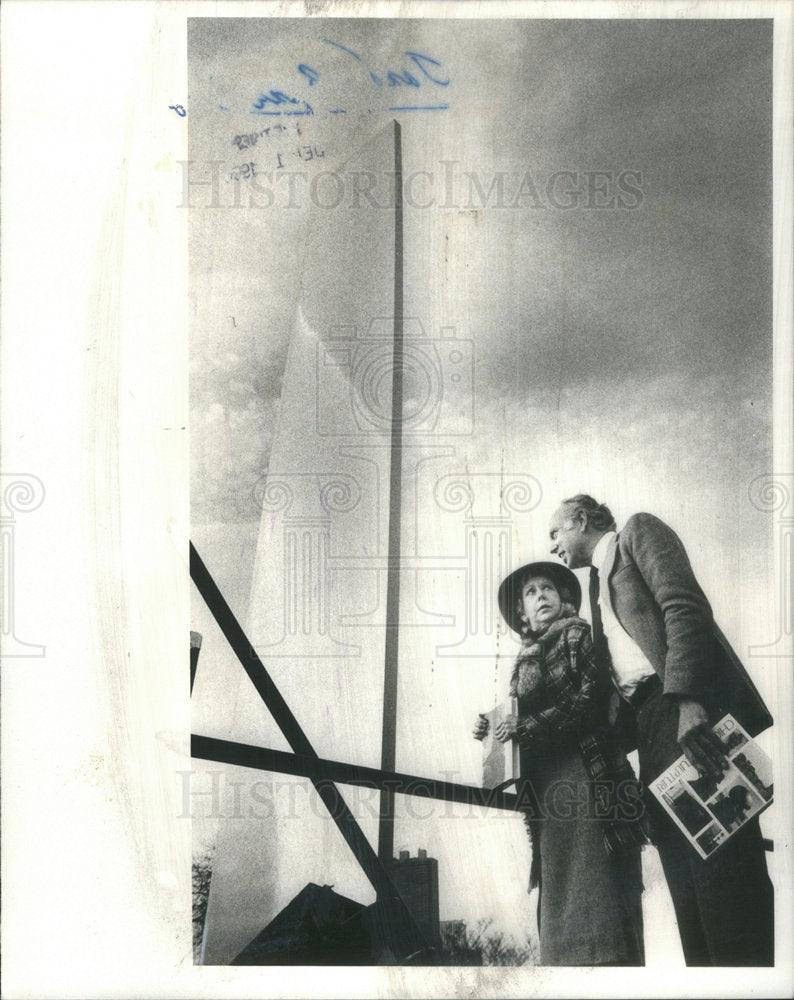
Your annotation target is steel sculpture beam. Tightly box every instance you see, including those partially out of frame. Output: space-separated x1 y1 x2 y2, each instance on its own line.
190 540 429 961
192 734 521 811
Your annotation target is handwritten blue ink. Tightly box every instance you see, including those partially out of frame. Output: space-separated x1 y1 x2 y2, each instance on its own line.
251 90 313 117
250 105 314 117
387 70 419 87
404 52 450 86
253 90 301 110
321 39 363 61
298 64 319 86
169 104 186 117
319 40 449 91
320 39 382 85
244 43 449 121
388 104 450 112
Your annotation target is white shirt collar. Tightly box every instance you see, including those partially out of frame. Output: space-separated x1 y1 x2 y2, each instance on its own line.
591 530 617 575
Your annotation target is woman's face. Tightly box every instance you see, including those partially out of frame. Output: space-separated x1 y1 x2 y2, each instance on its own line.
519 575 562 631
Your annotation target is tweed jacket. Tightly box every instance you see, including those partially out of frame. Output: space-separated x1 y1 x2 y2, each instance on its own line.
604 513 772 737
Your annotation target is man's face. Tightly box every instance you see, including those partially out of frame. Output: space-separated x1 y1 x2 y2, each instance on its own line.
549 505 591 569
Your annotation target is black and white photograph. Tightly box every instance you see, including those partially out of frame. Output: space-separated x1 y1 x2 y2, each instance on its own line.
695 823 727 858
1 2 793 998
706 779 764 834
732 746 774 801
187 8 784 975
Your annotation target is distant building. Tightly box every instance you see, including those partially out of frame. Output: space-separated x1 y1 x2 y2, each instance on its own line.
440 920 467 950
389 848 441 946
439 919 482 965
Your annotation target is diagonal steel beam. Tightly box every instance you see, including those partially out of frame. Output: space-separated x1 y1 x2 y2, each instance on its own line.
192 734 521 811
190 631 202 694
190 540 430 961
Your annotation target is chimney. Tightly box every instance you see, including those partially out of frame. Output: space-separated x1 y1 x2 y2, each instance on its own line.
388 848 440 946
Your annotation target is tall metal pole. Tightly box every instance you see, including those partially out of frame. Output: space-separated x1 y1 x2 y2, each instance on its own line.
378 120 404 867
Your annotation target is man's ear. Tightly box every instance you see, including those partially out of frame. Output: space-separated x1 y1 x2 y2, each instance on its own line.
574 508 588 531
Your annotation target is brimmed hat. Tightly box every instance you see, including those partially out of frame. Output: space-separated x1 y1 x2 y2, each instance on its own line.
497 561 582 635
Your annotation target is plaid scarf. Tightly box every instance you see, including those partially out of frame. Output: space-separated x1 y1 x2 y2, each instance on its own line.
511 613 650 890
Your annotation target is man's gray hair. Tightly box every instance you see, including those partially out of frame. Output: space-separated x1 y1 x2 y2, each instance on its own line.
562 494 617 532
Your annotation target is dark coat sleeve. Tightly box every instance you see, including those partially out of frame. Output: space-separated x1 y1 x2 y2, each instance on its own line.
619 513 715 699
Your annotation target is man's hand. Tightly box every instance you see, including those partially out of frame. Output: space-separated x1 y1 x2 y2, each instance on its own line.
677 698 728 780
494 715 519 743
472 714 489 741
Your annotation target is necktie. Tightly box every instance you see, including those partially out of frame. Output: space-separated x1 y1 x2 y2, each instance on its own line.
589 565 606 652
590 566 621 727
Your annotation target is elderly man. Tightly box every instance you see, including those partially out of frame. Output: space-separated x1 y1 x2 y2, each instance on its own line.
549 494 773 966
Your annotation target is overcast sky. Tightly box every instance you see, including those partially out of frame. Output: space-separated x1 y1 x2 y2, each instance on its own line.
191 17 771 527
189 18 775 960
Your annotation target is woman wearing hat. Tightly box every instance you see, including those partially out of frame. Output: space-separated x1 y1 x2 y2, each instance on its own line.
474 561 647 966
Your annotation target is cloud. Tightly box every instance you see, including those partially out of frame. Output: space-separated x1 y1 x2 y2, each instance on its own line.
191 353 282 523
